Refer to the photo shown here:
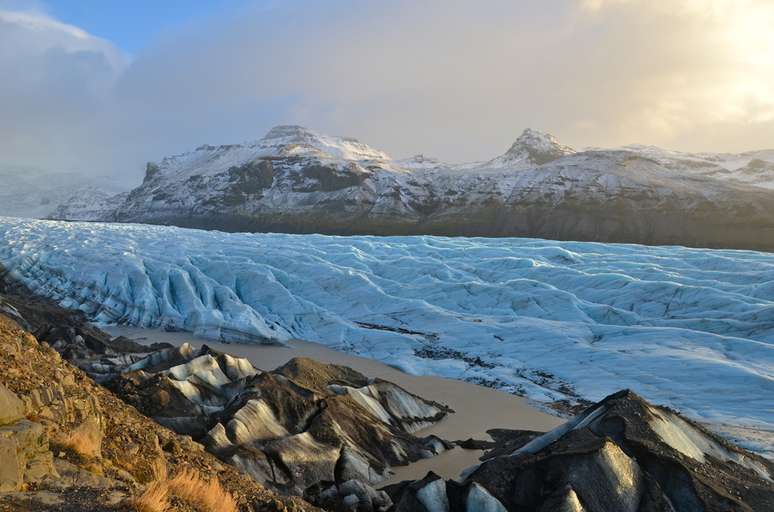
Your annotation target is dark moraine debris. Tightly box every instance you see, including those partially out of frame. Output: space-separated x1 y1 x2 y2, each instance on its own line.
105 348 453 496
477 429 544 461
385 390 774 512
453 438 497 451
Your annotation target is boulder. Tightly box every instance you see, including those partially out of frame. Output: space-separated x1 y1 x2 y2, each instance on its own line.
0 437 21 492
0 418 56 492
304 478 392 512
392 472 450 512
0 383 25 425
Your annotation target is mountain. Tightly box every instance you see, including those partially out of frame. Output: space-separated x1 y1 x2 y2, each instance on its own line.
485 127 575 168
47 188 129 222
48 125 774 250
0 165 126 220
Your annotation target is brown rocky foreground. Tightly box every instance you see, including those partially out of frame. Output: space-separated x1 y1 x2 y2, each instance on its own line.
0 312 316 511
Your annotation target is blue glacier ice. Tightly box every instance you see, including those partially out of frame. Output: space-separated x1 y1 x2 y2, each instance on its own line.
0 217 772 449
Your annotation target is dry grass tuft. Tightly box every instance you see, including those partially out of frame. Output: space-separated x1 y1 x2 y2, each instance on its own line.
169 469 238 512
56 417 103 460
131 482 169 512
130 468 238 512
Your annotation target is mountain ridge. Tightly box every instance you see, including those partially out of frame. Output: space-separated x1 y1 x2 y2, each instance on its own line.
48 125 774 251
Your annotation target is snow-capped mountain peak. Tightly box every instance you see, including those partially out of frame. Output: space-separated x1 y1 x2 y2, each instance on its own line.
139 125 393 184
257 124 391 162
488 128 575 168
262 124 318 141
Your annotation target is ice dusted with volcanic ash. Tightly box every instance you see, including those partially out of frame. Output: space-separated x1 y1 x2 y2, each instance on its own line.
385 390 774 512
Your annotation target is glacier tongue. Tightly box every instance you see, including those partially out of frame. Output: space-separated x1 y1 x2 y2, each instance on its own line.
0 217 772 446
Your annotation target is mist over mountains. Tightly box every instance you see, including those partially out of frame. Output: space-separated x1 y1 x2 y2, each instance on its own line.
0 165 125 220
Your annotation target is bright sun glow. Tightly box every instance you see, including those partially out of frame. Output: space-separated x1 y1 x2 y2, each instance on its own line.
714 1 774 121
583 0 774 126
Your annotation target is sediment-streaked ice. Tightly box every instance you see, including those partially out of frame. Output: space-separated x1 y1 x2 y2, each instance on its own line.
0 217 772 453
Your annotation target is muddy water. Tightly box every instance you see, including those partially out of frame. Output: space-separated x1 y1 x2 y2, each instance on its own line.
103 326 564 484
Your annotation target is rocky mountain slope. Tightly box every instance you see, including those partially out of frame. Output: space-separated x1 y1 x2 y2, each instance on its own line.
0 309 314 511
49 125 774 250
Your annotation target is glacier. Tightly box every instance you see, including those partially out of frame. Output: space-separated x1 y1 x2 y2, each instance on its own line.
0 217 772 451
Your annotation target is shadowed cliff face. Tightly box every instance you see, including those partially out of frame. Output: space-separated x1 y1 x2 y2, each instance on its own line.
112 192 774 252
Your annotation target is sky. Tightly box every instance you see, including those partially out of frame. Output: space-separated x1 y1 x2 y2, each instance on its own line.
1 0 774 185
44 1 253 54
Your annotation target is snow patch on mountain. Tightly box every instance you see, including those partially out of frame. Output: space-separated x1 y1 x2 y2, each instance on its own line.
149 125 395 183
485 128 575 168
261 125 391 161
46 188 127 221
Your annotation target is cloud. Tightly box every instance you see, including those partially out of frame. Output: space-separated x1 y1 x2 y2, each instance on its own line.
1 0 773 185
0 7 126 177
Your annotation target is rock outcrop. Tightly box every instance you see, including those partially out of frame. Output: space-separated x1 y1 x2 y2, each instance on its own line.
486 128 575 167
0 311 315 511
385 390 774 511
0 383 56 493
107 347 452 495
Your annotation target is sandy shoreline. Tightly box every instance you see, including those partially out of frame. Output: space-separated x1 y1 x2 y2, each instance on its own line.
103 326 564 484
